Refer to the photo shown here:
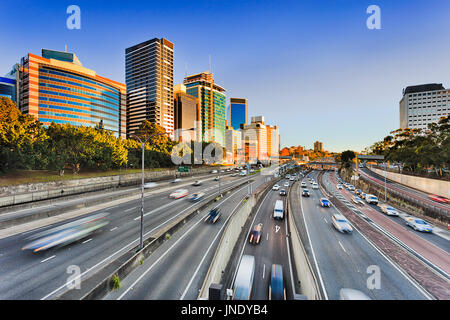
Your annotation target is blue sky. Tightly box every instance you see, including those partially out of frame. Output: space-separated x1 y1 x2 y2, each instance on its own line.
1 0 449 152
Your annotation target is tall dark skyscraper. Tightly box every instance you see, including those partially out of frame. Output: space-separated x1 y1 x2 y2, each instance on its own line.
125 38 174 137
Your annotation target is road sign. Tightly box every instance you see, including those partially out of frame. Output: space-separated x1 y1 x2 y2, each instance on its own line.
178 166 189 172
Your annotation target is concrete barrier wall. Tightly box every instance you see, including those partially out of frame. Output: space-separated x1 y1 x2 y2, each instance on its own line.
286 186 321 300
369 167 450 198
198 195 256 299
0 166 225 207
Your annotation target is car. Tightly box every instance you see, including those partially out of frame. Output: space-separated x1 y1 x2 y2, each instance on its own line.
406 218 433 232
348 185 355 191
320 198 331 207
231 173 237 177
211 170 218 174
312 183 319 189
340 288 371 300
269 264 286 300
301 182 307 188
272 184 280 191
239 170 247 176
284 182 290 188
331 214 353 233
193 180 202 186
428 194 449 204
204 208 221 223
188 192 205 201
273 200 284 219
380 205 399 216
336 184 343 190
249 223 263 244
355 189 362 196
302 189 310 197
365 194 379 205
279 189 287 196
285 175 290 179
169 189 189 199
290 177 295 181
172 178 181 183
360 192 367 200
214 176 220 181
143 182 157 189
351 196 364 205
220 170 225 173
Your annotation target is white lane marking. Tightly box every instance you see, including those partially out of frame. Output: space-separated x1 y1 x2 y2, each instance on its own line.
262 264 266 279
41 255 56 263
266 233 269 241
124 207 136 213
338 240 346 253
299 178 329 300
323 218 328 224
110 227 118 231
275 225 280 233
82 238 92 244
285 209 296 298
120 183 252 300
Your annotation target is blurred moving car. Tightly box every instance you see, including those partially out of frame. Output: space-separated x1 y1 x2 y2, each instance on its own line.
204 208 221 223
269 264 286 300
428 194 449 204
249 223 263 244
22 213 109 252
312 183 319 189
352 196 364 205
214 176 220 181
320 198 331 207
406 218 433 232
355 189 362 196
340 288 371 300
193 180 202 186
172 178 181 183
143 182 157 189
233 255 255 300
337 184 343 190
169 189 189 199
380 205 399 216
272 184 280 191
348 185 355 191
365 194 379 205
211 170 218 174
331 214 353 233
284 182 290 188
188 192 205 202
360 192 367 200
301 182 307 188
279 189 287 196
302 189 310 197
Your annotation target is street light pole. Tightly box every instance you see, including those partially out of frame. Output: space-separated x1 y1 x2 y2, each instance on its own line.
384 161 387 202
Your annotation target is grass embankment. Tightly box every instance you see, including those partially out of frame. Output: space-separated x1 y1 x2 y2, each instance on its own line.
0 168 168 187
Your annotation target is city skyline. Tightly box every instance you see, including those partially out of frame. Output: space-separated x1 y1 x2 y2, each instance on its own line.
1 0 450 152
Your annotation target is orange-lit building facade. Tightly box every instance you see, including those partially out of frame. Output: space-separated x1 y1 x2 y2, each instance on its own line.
17 49 127 137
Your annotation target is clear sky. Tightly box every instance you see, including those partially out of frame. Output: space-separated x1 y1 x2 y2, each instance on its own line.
1 0 449 152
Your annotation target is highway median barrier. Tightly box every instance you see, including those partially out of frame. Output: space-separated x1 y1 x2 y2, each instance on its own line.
57 178 252 300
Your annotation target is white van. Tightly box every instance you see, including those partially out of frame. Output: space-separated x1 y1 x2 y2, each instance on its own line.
273 200 284 220
240 170 247 176
233 255 255 300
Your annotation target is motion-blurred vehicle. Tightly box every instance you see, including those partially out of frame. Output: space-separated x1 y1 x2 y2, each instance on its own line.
283 182 290 188
312 183 319 189
22 213 109 252
351 196 364 205
290 177 295 181
214 176 220 181
239 170 247 176
380 205 399 216
340 288 371 300
188 192 205 202
331 214 353 233
365 194 379 205
348 185 355 191
249 223 263 244
301 182 307 188
273 200 284 219
143 182 157 189
355 189 362 196
172 178 181 183
204 208 221 223
193 180 202 186
320 198 331 207
269 264 286 300
337 184 343 190
302 189 310 197
360 192 367 200
272 184 280 191
428 194 449 204
169 189 189 199
233 255 255 300
285 174 290 179
211 170 218 174
279 189 287 196
406 218 433 232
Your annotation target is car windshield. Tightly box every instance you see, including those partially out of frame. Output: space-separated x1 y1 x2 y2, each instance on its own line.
415 220 427 225
337 219 347 223
387 207 395 210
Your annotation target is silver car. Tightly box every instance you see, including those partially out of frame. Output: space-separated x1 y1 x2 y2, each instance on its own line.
331 214 353 233
340 288 371 300
380 205 399 216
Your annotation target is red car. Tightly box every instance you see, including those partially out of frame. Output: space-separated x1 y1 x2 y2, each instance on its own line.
428 194 449 204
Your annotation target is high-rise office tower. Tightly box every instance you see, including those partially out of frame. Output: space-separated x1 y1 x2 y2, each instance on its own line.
184 71 226 146
15 49 127 137
174 84 201 142
125 38 174 137
314 141 323 153
229 98 248 130
399 83 449 130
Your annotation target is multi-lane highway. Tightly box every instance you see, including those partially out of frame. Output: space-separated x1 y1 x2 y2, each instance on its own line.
0 171 262 300
289 170 432 300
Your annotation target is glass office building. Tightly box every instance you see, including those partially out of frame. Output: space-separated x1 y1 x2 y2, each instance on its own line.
16 49 127 137
230 98 248 130
184 72 227 147
0 76 16 101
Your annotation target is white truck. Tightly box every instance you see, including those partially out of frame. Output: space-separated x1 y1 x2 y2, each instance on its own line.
273 200 284 220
